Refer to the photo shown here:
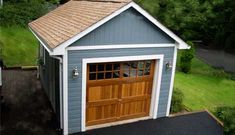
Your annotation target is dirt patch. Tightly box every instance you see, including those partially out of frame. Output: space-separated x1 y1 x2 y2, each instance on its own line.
0 70 58 135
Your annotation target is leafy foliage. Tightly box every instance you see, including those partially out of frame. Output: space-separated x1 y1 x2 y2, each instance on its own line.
215 107 235 135
170 88 184 113
136 0 235 52
179 41 195 73
0 0 56 27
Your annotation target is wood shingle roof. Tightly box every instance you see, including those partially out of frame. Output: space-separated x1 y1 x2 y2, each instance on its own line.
29 0 131 48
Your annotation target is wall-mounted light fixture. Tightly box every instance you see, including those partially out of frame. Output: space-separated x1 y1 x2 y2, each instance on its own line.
166 61 172 70
72 67 79 78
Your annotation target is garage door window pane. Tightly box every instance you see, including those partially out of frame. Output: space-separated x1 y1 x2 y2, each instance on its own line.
144 69 150 75
130 62 137 69
123 70 130 77
113 71 120 78
98 64 104 71
113 64 120 70
123 62 130 70
89 73 96 80
130 69 137 77
138 62 144 69
105 72 112 79
138 70 143 76
97 73 104 79
89 64 96 72
146 61 151 69
106 64 112 71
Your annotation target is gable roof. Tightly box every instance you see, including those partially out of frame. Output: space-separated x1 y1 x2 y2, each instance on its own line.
29 0 131 49
29 0 190 55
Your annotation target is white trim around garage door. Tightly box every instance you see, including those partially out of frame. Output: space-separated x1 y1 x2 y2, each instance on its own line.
81 54 164 132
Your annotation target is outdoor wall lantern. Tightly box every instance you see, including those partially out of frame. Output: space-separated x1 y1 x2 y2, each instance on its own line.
166 61 172 70
72 67 79 78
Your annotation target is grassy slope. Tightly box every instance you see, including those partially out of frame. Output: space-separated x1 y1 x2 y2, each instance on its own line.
174 57 235 111
0 26 38 66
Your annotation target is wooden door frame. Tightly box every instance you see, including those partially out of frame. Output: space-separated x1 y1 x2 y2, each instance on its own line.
81 55 164 131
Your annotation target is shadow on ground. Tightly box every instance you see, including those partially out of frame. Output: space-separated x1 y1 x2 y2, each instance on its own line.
1 70 58 135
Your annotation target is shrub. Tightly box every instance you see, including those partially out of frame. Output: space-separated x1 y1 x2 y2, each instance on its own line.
170 88 184 113
179 41 195 73
212 69 229 78
215 107 235 135
0 1 55 27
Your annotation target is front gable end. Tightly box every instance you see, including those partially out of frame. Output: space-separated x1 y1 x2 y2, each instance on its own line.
70 8 175 46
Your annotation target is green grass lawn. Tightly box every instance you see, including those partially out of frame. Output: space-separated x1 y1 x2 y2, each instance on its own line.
0 26 38 67
174 57 235 111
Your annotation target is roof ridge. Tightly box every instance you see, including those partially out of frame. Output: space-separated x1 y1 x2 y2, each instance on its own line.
73 0 131 3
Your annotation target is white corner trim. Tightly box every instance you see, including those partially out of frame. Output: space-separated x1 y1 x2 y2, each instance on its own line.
28 26 54 55
63 50 68 135
166 47 178 116
67 44 175 51
52 1 189 55
81 54 164 132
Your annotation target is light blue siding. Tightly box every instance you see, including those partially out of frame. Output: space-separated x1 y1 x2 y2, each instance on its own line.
39 45 61 125
71 8 174 46
67 47 174 134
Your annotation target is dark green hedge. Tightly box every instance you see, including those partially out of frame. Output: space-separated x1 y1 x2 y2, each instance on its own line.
170 88 184 113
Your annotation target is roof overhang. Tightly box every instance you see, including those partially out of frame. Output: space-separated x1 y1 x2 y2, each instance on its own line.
29 26 55 55
30 1 190 56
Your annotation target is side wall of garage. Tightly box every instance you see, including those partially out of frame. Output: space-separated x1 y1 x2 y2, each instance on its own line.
39 44 61 125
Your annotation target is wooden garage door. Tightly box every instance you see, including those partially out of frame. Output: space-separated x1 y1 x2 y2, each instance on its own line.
86 60 155 126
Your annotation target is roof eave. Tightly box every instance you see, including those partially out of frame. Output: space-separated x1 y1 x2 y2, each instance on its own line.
28 25 56 55
31 1 190 55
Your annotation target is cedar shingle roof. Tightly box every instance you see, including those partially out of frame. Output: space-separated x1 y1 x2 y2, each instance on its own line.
29 0 131 48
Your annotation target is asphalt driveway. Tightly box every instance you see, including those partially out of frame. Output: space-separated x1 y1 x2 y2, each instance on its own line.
77 112 223 135
196 48 235 73
0 69 58 135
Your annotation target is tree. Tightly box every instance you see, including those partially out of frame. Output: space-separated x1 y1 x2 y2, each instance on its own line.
136 0 235 53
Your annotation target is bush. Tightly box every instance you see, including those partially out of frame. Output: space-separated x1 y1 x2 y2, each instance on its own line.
215 107 235 135
170 88 184 113
212 69 229 78
179 41 195 73
0 1 55 27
